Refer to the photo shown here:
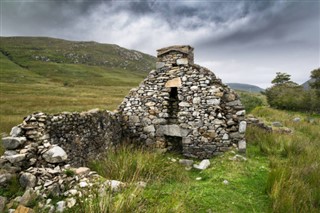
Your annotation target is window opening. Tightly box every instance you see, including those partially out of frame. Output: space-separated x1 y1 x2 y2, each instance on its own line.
168 87 179 124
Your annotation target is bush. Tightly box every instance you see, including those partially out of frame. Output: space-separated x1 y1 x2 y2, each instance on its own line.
238 92 265 112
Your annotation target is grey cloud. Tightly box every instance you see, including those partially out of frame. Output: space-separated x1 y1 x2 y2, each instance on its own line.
1 0 319 88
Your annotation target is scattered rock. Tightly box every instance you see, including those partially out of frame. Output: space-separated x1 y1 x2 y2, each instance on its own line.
272 122 283 127
223 180 229 185
0 196 7 213
229 154 247 161
0 173 13 186
6 154 26 164
19 173 37 189
179 159 194 167
238 140 246 153
56 201 66 213
193 159 210 170
196 177 202 181
75 167 90 176
42 146 68 163
136 181 147 188
20 189 37 206
79 181 88 188
293 117 301 122
65 197 76 208
104 180 125 192
14 205 34 213
2 137 26 150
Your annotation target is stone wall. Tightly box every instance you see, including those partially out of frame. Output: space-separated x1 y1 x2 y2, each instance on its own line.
1 109 122 170
118 45 246 159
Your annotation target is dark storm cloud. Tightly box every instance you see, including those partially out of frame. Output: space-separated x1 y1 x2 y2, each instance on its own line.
1 0 319 87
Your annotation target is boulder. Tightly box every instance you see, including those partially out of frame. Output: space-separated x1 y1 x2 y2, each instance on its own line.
19 173 37 189
2 137 26 150
6 154 26 164
42 146 67 163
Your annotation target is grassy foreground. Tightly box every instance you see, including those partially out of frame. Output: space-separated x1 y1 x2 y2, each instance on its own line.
248 107 320 213
64 107 319 213
68 145 271 213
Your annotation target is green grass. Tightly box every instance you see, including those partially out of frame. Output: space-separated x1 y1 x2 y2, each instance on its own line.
69 144 271 213
248 107 320 213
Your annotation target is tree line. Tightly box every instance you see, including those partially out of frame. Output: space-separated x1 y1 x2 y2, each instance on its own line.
264 68 320 113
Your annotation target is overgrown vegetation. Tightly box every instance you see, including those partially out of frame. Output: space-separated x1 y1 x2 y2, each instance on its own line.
248 107 320 212
237 91 266 112
70 144 271 213
265 71 320 113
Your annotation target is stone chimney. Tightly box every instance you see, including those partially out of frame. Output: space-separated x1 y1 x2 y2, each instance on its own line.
156 45 194 68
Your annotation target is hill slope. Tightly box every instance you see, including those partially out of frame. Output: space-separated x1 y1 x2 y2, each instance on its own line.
0 36 156 86
301 79 315 90
226 83 264 93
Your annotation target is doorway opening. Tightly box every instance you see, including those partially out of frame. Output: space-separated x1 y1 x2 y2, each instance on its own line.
168 87 179 124
165 135 182 153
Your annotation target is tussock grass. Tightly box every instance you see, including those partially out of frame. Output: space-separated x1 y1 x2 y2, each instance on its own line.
72 144 271 213
248 107 320 213
90 145 190 184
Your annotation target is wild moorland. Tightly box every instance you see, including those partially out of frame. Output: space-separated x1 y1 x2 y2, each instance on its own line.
0 37 319 212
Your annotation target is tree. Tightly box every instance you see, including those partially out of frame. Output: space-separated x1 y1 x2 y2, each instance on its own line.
310 68 320 96
271 72 291 85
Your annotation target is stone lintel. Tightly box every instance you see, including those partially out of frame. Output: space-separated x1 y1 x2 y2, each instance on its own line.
165 77 182 88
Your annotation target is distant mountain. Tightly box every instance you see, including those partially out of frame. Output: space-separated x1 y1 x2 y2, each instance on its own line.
301 79 315 90
226 83 265 93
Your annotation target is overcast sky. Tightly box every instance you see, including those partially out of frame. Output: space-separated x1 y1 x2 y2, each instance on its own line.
1 0 319 88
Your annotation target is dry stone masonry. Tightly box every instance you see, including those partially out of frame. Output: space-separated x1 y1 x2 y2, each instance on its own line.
119 45 246 158
0 45 246 212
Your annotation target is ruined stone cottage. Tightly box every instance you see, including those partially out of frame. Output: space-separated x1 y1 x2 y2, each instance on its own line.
0 45 246 212
1 45 246 172
119 45 246 158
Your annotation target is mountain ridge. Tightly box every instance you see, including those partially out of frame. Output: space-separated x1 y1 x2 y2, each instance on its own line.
226 83 264 93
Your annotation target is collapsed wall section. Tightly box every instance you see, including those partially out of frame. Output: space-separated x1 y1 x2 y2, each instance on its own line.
1 109 122 170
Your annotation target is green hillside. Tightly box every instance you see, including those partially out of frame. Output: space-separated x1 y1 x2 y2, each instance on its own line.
0 36 155 86
0 36 157 133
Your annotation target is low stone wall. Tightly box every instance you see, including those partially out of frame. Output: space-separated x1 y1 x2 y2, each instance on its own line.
1 109 122 170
